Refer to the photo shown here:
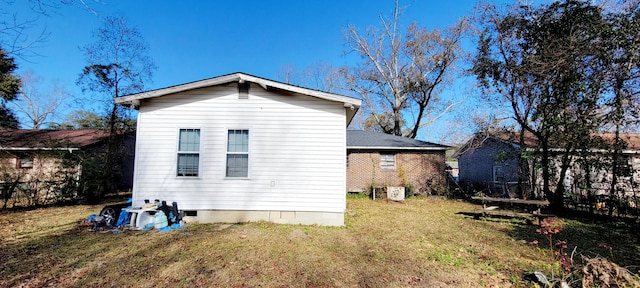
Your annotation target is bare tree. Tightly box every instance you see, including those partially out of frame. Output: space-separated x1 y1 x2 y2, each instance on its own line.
76 15 155 202
342 0 467 138
13 70 65 129
277 62 344 94
0 0 102 59
77 15 155 128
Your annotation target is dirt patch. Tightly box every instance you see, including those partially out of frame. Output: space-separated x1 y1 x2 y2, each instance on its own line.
288 229 309 241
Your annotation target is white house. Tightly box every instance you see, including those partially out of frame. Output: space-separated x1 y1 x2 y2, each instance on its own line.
115 72 361 226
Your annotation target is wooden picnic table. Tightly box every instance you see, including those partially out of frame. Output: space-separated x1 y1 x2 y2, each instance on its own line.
470 196 554 224
471 196 549 208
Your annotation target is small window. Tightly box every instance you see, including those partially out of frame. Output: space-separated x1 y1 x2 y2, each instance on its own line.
615 155 632 177
177 129 200 177
18 156 33 169
238 82 249 100
226 129 249 177
493 166 504 183
380 153 395 170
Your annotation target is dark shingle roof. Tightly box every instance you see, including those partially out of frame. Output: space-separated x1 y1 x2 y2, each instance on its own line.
347 130 449 151
0 129 111 149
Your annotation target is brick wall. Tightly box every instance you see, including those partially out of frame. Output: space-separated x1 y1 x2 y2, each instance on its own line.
347 150 446 195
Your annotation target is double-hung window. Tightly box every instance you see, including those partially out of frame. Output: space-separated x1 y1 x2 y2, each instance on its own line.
226 129 249 177
177 129 200 177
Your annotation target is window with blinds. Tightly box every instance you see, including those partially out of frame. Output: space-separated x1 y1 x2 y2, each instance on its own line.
177 128 200 177
226 129 249 177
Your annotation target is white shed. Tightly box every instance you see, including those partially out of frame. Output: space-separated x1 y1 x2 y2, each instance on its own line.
115 72 361 226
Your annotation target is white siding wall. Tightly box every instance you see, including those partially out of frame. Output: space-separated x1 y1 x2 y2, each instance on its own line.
132 83 347 213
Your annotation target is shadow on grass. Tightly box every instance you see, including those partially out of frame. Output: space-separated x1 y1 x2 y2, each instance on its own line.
458 211 640 269
0 223 221 287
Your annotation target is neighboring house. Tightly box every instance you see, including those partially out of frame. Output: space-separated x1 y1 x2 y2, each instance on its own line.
454 132 536 194
455 132 640 200
346 130 450 196
115 72 361 226
0 129 135 205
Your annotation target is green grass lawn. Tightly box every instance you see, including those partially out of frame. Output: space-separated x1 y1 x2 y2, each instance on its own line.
1 197 638 287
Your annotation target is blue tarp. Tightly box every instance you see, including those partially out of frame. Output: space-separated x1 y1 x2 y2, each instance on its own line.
115 208 131 227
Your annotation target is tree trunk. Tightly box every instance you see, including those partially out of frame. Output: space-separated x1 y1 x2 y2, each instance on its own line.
517 129 525 198
608 124 620 217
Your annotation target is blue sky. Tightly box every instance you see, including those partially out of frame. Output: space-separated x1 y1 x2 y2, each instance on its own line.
9 0 485 143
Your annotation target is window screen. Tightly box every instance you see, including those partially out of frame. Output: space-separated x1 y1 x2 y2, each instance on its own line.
177 129 200 177
227 129 249 177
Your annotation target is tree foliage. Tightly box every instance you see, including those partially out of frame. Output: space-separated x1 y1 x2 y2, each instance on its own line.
0 48 21 101
0 47 20 129
342 0 466 138
51 110 136 130
362 112 405 134
473 0 640 211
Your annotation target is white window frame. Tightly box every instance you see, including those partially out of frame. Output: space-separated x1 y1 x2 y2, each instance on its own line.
493 165 504 183
380 153 395 170
176 128 201 177
18 156 34 169
226 129 250 178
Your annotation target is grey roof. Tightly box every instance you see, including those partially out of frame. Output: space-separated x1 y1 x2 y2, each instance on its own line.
347 130 449 151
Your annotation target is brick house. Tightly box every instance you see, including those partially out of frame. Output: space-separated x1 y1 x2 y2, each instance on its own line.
0 129 135 207
346 130 450 196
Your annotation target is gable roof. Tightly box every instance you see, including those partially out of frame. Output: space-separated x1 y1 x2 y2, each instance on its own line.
0 129 112 151
492 131 539 148
114 72 362 123
347 130 449 151
599 133 640 150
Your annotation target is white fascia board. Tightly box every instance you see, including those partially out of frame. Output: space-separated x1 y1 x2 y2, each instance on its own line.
244 75 361 107
115 72 362 108
115 73 242 105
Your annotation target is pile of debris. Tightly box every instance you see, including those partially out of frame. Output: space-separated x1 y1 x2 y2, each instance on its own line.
86 199 184 233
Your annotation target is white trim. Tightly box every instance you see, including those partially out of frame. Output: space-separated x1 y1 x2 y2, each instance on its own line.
115 72 362 107
176 128 202 178
225 128 250 179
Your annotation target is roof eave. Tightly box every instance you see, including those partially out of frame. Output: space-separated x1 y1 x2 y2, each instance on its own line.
115 72 362 108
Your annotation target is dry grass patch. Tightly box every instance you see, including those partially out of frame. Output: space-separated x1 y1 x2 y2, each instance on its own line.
1 198 638 287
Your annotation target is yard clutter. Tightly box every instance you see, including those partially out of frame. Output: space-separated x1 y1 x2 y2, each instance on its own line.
88 199 184 232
